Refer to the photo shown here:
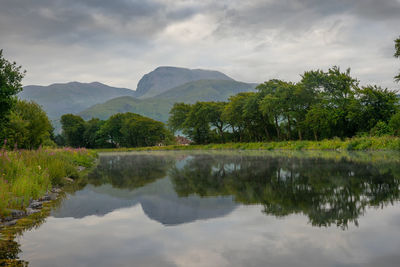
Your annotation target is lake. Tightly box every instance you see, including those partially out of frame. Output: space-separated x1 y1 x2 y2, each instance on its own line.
6 151 400 266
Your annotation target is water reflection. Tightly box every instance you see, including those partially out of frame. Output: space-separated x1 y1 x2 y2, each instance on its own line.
52 151 400 229
52 153 237 225
12 151 400 267
169 153 400 228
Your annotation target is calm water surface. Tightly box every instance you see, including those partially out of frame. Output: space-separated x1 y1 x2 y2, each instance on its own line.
11 151 400 266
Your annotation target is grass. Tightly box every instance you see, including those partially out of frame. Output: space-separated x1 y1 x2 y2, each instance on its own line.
95 136 400 152
0 147 97 218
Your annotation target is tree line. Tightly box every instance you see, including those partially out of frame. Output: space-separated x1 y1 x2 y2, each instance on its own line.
168 65 400 144
59 113 173 148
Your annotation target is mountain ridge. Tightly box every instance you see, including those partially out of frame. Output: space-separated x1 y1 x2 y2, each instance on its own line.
135 66 234 98
79 79 256 122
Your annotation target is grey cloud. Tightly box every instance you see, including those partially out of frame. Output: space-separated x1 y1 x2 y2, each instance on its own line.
0 0 398 89
0 0 198 45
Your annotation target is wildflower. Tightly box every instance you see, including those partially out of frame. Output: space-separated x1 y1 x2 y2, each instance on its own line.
38 165 41 170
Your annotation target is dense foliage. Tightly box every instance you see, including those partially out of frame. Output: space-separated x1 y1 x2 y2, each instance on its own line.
0 50 25 141
60 112 173 148
5 100 53 149
396 36 400 82
169 66 400 144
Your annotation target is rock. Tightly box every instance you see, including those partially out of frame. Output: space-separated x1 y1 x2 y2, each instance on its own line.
26 208 40 215
52 188 62 193
49 193 58 200
77 166 86 172
64 177 74 183
8 209 25 218
1 220 17 227
29 201 42 209
3 216 13 222
39 194 51 201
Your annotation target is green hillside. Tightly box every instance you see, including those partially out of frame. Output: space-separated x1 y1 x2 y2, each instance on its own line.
80 79 256 122
19 81 137 119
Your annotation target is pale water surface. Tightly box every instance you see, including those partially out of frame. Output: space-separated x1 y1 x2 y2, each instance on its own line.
12 151 400 266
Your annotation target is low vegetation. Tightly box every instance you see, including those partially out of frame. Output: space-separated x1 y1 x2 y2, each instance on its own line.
0 147 97 218
95 136 400 152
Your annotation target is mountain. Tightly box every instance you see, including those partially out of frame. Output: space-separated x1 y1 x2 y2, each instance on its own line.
52 179 237 225
135 66 234 98
19 81 137 119
79 79 256 122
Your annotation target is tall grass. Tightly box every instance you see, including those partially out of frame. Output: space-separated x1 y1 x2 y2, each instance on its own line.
95 136 400 152
0 147 96 217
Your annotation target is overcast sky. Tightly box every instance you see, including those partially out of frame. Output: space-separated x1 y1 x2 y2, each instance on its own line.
0 0 399 90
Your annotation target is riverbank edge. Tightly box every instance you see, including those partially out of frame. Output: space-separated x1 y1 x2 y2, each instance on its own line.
95 136 400 152
0 152 98 233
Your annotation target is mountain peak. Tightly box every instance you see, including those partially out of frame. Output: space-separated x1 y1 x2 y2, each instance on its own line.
135 66 233 98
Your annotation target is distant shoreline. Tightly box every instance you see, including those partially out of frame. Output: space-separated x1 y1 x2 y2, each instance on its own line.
94 136 400 152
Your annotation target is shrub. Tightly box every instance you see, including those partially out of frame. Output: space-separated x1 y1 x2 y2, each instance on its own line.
370 121 393 137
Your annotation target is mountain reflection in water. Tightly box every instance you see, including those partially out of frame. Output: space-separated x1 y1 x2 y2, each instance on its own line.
53 152 400 229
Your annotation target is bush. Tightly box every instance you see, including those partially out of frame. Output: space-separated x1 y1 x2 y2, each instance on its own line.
370 121 393 137
389 112 400 136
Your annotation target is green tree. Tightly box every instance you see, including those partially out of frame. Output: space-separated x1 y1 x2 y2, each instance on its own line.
60 114 86 147
202 102 227 142
168 103 191 134
100 113 131 147
182 102 214 144
222 93 252 141
242 93 273 141
5 100 52 149
301 66 359 138
83 118 109 148
395 36 400 82
258 80 299 140
121 116 169 147
0 50 25 139
348 86 398 133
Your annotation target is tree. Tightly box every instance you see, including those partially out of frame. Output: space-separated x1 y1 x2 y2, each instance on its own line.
121 116 169 147
60 114 86 147
395 36 400 82
83 118 109 148
301 66 359 138
258 80 300 140
0 50 25 139
222 93 251 141
348 86 398 133
168 103 191 134
5 100 52 149
100 113 132 147
201 102 227 142
182 102 214 144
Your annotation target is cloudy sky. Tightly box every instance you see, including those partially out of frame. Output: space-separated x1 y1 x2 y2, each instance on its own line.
0 0 399 90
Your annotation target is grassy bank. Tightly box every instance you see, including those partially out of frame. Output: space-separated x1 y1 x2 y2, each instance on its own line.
95 136 400 152
0 147 97 218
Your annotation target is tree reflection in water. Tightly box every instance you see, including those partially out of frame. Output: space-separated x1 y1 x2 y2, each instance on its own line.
168 154 400 229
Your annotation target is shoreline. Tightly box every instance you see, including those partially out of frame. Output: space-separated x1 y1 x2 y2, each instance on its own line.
94 136 400 152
